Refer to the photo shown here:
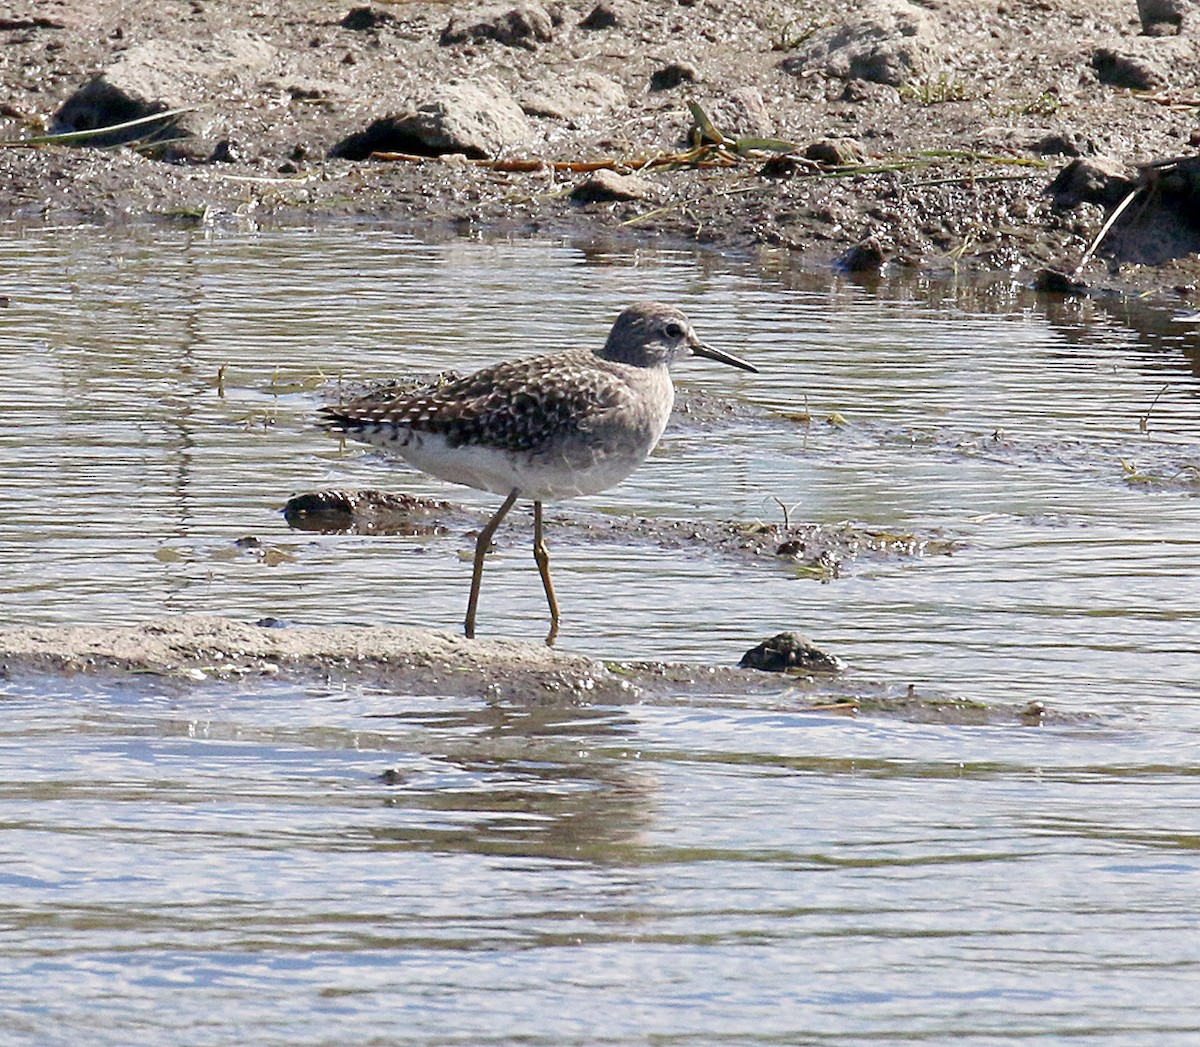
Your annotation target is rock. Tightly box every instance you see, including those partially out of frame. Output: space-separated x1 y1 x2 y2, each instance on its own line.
51 32 276 148
839 236 887 272
284 489 455 535
517 72 625 121
780 0 941 87
440 3 554 50
1091 47 1166 89
649 61 698 91
340 6 395 31
711 86 774 139
570 168 656 202
52 78 185 148
1047 156 1136 209
1139 155 1200 228
1032 131 1094 157
207 138 243 163
329 78 531 160
1033 268 1088 294
804 138 865 165
579 0 624 29
738 632 845 674
1137 0 1198 35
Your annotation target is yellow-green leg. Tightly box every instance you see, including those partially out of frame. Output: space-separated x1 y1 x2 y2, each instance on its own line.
464 489 519 639
533 501 560 647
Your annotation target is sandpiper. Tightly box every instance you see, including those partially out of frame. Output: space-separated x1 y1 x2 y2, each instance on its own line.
321 301 757 643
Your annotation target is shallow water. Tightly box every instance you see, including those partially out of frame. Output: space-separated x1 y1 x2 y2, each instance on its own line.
1 225 1198 1044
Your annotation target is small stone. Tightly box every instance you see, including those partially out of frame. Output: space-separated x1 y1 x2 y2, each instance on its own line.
340 6 394 31
1136 0 1196 35
329 78 530 160
570 168 655 202
839 236 886 272
781 0 942 87
579 0 623 30
804 138 865 166
1032 132 1093 157
649 61 697 92
440 3 554 50
1033 268 1087 294
1046 156 1136 209
1091 48 1166 90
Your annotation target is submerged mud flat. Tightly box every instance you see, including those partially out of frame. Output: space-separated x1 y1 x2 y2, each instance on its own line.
3 0 1200 298
0 615 1064 724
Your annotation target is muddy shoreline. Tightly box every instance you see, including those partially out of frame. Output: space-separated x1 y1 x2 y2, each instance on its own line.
4 0 1200 301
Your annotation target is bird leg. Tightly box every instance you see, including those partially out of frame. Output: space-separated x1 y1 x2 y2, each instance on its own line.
533 500 561 647
465 489 519 639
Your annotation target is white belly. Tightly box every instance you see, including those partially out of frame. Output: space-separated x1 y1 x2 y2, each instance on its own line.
364 424 663 501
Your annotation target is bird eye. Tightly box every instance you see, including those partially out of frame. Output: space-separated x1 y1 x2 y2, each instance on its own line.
664 322 685 339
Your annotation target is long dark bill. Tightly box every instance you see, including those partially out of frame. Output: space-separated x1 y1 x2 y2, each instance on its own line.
691 340 759 373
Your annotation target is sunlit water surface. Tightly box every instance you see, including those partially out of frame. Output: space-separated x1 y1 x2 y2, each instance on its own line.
1 225 1198 1045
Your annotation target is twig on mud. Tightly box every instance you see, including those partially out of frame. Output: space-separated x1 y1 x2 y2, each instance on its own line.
766 495 805 532
1073 183 1142 274
617 185 757 227
371 148 743 173
367 113 1051 200
906 172 1044 189
917 149 1048 168
1138 92 1200 108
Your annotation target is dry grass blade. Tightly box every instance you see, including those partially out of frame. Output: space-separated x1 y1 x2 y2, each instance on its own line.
0 107 196 148
1073 183 1142 275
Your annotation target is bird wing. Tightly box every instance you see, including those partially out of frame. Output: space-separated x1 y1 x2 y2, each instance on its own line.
323 351 637 454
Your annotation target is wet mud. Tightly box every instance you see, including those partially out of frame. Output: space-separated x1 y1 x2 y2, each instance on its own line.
3 0 1200 300
0 615 1076 725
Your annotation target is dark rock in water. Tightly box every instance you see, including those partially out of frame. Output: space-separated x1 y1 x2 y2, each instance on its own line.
839 236 886 273
283 488 455 536
1091 47 1166 90
1046 156 1135 209
570 169 655 203
649 62 697 91
739 632 845 674
1033 268 1088 295
440 3 554 50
